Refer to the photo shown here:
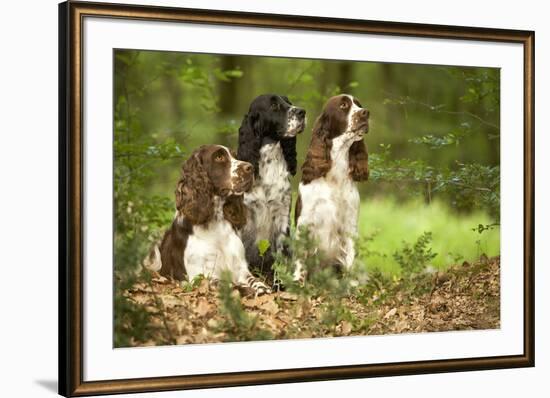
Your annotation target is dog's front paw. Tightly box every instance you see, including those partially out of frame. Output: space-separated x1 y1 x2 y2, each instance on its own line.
243 276 272 296
252 280 272 296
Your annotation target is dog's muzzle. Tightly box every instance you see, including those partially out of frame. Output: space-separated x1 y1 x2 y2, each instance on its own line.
285 107 306 137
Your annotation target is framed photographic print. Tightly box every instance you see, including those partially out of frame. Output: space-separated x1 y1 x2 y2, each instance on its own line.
59 0 534 396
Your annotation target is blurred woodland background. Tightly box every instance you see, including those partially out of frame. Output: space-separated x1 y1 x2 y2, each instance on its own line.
114 49 500 346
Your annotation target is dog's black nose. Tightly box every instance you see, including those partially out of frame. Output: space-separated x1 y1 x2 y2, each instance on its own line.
360 109 369 118
296 108 306 118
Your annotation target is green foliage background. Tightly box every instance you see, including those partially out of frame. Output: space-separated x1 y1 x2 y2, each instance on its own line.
113 49 500 346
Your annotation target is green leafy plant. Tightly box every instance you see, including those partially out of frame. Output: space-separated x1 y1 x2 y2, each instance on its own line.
393 232 438 276
181 274 206 293
257 239 271 257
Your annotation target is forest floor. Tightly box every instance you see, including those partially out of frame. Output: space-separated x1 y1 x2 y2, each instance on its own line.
123 256 500 346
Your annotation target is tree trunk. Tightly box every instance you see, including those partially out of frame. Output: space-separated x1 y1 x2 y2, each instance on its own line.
219 56 241 117
338 61 353 93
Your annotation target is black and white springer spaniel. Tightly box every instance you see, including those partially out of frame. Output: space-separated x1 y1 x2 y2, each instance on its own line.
237 94 306 280
144 144 271 295
294 94 370 280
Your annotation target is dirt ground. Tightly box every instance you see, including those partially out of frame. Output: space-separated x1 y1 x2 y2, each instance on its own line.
122 256 500 346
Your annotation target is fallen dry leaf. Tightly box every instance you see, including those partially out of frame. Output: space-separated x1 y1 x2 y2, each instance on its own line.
384 308 397 319
160 295 181 309
197 279 210 295
260 299 279 315
341 321 352 336
152 275 169 284
195 297 214 317
278 292 298 301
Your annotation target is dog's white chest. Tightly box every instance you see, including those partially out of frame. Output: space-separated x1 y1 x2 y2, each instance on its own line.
258 142 290 185
297 136 360 260
244 142 291 242
326 140 360 228
184 203 246 279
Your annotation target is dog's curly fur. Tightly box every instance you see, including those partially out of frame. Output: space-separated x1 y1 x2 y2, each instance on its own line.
175 150 216 226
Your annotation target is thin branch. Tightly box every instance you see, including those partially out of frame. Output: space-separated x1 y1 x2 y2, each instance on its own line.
372 175 494 193
286 62 315 94
384 92 500 130
433 108 500 130
126 72 164 96
114 156 182 183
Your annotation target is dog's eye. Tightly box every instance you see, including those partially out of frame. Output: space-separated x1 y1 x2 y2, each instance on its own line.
214 154 225 162
271 103 279 111
340 102 348 110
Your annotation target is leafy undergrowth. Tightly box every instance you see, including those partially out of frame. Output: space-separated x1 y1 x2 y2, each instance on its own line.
357 199 500 273
120 255 500 347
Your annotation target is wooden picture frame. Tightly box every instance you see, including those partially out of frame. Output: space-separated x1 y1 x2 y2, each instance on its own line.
59 1 534 396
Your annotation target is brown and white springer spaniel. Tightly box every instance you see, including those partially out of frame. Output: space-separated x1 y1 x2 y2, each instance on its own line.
144 144 271 295
294 94 370 280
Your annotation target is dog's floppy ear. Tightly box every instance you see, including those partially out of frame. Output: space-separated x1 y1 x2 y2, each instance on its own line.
175 148 214 225
348 140 369 181
237 113 262 176
280 137 297 176
223 195 247 230
301 112 332 184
